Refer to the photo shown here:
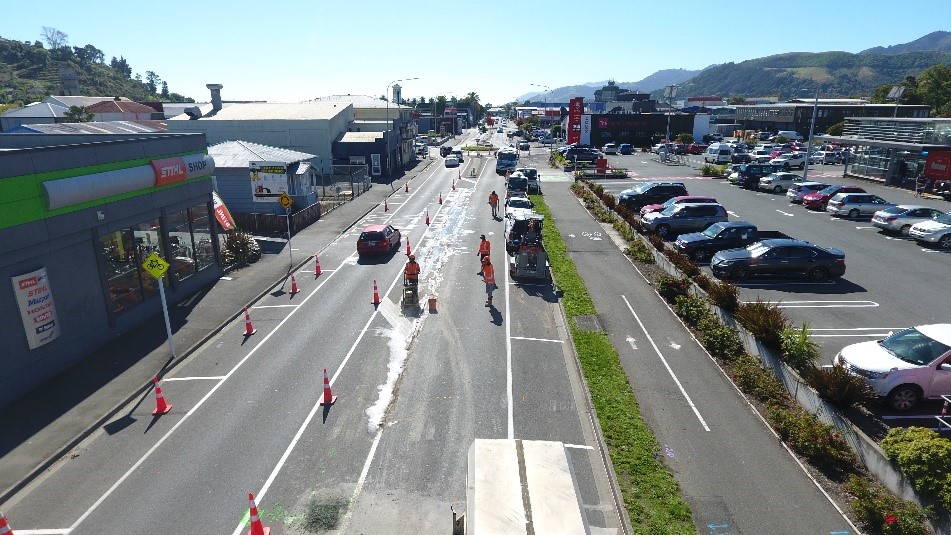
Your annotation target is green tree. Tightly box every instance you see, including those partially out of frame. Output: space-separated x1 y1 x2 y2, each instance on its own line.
825 121 845 136
110 56 132 78
64 105 93 123
145 71 161 94
40 26 68 49
727 95 745 105
918 64 951 113
459 91 483 121
676 133 694 144
161 81 170 100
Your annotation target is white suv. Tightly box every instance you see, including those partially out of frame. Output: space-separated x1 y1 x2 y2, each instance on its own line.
769 152 806 170
835 324 951 410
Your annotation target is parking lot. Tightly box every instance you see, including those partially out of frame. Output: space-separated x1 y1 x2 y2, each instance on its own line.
590 149 950 366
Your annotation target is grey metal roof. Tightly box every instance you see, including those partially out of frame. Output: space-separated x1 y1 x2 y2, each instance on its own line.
309 94 410 109
339 132 382 143
5 120 166 134
0 102 67 118
169 102 350 121
208 140 316 168
44 96 134 109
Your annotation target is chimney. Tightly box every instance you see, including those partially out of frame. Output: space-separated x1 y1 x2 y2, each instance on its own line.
207 84 223 112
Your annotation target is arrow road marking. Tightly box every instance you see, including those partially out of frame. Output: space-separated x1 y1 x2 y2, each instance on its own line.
626 336 637 350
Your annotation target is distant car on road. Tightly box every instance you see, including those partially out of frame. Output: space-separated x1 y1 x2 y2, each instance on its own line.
517 141 531 151
444 156 460 168
357 224 401 256
618 143 633 155
710 239 846 282
602 142 618 155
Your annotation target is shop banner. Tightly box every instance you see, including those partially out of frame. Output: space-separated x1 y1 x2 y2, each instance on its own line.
371 154 382 176
580 115 592 145
212 191 236 230
250 161 288 202
12 267 60 350
925 150 951 181
567 97 583 145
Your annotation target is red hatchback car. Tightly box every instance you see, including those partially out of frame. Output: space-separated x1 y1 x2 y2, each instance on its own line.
640 195 719 217
802 185 866 211
357 224 401 256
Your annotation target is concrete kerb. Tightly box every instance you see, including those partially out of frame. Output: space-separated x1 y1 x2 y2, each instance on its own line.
0 173 418 506
573 181 949 532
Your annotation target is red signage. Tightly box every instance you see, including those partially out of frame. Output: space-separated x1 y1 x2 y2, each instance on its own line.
924 150 951 181
567 97 584 145
151 157 187 186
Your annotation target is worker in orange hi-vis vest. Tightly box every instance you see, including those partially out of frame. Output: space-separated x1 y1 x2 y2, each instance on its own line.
478 234 491 265
481 256 496 307
404 255 420 286
488 191 500 218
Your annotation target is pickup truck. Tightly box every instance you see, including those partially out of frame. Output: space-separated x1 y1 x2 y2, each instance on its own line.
673 221 788 261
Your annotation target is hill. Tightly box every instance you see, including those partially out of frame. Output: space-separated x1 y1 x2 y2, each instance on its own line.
518 69 700 104
862 31 951 55
658 50 951 100
0 36 193 106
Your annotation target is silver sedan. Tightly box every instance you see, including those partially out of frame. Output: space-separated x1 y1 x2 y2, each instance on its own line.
871 205 945 236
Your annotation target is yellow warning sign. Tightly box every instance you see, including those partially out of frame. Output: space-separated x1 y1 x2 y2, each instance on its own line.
278 193 292 209
142 252 170 279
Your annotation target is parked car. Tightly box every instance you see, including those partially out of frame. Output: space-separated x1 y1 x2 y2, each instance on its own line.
674 221 788 261
710 239 846 282
834 324 951 411
786 181 830 204
516 141 531 151
497 127 504 133
731 152 753 164
617 181 689 209
618 143 633 155
504 195 535 218
602 142 618 155
444 156 460 168
357 224 401 256
505 172 529 198
639 195 719 218
871 205 945 236
641 203 729 238
750 149 773 163
770 152 807 170
516 167 540 193
563 146 600 162
737 163 784 189
909 213 951 249
758 172 802 193
825 193 893 218
687 143 709 155
802 185 866 211
708 133 724 142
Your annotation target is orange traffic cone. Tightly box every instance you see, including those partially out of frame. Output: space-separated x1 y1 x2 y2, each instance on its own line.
405 234 411 256
425 208 430 226
247 493 270 535
438 192 443 204
314 256 322 277
243 306 256 336
372 280 380 306
0 511 13 535
384 198 389 212
152 376 172 415
404 182 409 193
289 273 299 295
320 368 337 406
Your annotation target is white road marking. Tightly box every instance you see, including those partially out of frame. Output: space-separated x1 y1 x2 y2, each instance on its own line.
163 376 226 381
621 295 710 432
776 210 794 217
219 276 233 281
510 336 563 343
15 530 70 534
727 211 739 217
253 304 300 308
563 443 594 450
505 246 515 440
746 300 880 308
626 336 637 350
669 340 681 350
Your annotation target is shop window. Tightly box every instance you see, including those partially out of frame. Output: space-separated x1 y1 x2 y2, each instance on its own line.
190 204 215 272
100 217 164 314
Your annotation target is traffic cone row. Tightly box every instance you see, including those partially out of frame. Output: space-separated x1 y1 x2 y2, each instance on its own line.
320 368 337 406
372 280 380 306
243 306 256 336
152 376 172 415
247 493 270 535
314 255 322 277
290 273 299 295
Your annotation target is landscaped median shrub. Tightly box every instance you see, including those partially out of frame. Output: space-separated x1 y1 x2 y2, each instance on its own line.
657 275 691 303
846 475 928 535
765 401 857 471
664 249 701 277
705 279 739 312
624 240 655 263
648 233 666 252
734 299 788 350
731 354 789 403
802 364 874 408
697 315 745 361
882 427 951 510
780 324 821 370
674 294 711 327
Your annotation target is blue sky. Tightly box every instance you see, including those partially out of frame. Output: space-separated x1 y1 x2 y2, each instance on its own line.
2 0 949 106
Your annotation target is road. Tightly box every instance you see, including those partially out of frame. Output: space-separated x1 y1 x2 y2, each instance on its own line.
1 130 623 534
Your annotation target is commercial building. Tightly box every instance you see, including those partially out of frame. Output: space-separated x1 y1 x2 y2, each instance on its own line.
735 99 930 136
0 134 220 408
825 117 951 187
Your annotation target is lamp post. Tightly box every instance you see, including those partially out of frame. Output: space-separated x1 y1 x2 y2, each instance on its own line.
385 77 418 176
663 85 678 163
531 83 550 129
801 87 820 182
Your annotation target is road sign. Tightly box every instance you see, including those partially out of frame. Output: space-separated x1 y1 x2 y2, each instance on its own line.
142 252 169 279
278 193 292 209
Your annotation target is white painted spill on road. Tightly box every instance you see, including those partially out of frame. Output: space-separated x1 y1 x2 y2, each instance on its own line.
626 336 638 350
669 340 681 350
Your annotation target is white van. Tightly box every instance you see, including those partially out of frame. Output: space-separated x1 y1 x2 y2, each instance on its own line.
773 130 804 142
704 143 733 164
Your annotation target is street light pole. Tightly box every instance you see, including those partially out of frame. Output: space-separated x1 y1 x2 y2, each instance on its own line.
801 87 820 182
531 83 550 129
385 77 418 176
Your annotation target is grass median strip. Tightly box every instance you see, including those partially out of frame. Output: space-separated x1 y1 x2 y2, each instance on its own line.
533 194 694 534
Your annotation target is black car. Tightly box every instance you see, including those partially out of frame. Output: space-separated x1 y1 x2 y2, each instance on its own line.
738 163 783 189
439 145 453 157
731 152 753 164
563 146 600 162
710 239 846 282
617 182 688 209
674 221 760 261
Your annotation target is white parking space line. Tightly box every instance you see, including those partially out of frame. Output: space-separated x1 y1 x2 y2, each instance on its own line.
510 336 563 343
727 211 740 217
751 300 879 308
855 226 875 229
563 443 594 450
621 295 710 432
776 210 794 216
739 280 837 287
253 304 301 309
809 327 899 338
15 529 70 534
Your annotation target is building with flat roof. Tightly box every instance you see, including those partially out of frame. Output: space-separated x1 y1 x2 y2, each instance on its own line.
735 100 930 136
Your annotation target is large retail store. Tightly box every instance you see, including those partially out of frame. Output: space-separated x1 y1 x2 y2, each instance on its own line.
0 134 220 407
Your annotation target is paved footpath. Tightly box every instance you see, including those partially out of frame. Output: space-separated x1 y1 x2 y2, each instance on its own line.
539 170 858 534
